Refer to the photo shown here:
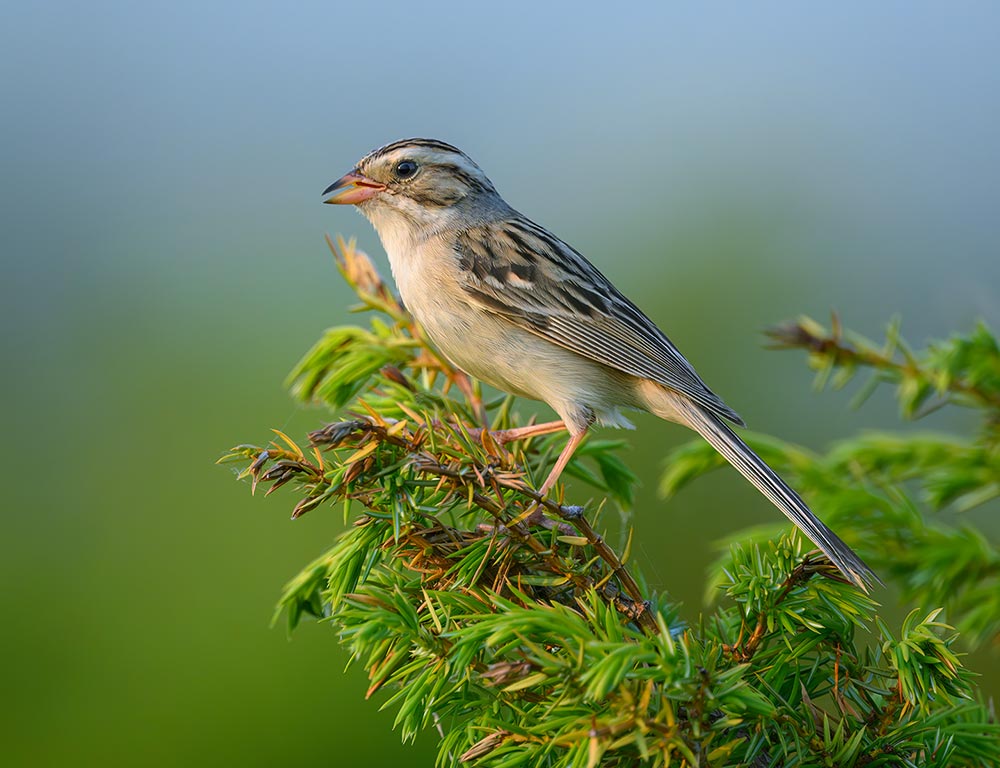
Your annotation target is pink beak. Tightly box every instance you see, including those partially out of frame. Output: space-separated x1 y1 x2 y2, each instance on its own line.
322 171 386 205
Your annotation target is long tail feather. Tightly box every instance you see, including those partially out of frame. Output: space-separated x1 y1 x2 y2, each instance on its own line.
677 400 880 591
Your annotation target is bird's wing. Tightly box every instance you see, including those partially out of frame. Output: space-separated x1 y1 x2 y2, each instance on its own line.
454 216 745 426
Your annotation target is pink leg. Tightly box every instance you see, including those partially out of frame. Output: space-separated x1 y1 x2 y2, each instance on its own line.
494 420 567 444
518 430 588 529
537 430 587 498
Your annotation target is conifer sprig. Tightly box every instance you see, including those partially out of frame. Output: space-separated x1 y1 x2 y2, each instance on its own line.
222 239 999 766
665 315 1000 648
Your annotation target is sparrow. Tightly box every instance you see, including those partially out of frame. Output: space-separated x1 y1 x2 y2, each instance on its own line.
322 138 877 590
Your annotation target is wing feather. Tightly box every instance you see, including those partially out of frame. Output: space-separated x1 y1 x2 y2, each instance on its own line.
455 217 745 426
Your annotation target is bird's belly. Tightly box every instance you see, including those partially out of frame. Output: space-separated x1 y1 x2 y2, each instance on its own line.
407 289 637 430
426 308 557 399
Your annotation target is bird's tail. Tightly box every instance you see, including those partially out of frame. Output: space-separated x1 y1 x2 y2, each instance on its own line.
667 395 880 591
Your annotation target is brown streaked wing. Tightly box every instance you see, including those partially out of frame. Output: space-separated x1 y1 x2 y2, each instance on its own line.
455 217 745 426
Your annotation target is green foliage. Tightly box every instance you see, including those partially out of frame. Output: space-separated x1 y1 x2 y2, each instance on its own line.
662 315 1000 648
223 241 999 766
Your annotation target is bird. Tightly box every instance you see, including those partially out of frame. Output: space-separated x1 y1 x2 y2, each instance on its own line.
322 137 878 590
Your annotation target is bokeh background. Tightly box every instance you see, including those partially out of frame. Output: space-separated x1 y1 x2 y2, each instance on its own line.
2 2 998 765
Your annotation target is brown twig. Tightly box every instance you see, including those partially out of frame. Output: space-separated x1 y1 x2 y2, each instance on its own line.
766 315 1000 410
412 457 657 635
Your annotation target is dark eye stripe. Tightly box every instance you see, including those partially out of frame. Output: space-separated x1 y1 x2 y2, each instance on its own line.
434 162 492 194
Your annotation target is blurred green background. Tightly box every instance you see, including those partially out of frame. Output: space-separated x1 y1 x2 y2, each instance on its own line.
2 2 999 765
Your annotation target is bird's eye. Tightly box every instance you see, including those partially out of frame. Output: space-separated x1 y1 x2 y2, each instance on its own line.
394 160 419 179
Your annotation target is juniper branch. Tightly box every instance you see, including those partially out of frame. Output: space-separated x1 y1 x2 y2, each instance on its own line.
668 314 1000 649
767 313 1000 416
222 239 1000 767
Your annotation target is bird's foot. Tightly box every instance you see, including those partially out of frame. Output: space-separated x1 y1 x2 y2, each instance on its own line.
476 502 576 538
513 502 576 535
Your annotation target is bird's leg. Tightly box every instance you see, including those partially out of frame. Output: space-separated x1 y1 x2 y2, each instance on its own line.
475 426 586 535
536 429 587 498
522 430 588 527
492 420 567 445
464 420 566 446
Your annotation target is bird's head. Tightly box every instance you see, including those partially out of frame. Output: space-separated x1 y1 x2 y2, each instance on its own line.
322 139 502 231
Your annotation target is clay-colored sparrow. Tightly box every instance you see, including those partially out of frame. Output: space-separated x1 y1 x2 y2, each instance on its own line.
323 138 877 590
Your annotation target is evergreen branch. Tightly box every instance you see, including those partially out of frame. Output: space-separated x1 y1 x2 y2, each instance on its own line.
724 553 837 663
665 315 1000 649
223 238 1000 766
766 314 1000 417
411 457 656 634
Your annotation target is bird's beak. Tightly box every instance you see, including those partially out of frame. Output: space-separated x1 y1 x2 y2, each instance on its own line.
322 171 386 205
